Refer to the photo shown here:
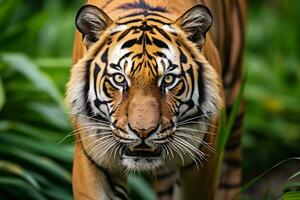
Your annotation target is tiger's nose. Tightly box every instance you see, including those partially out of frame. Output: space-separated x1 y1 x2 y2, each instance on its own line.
127 96 160 139
128 123 159 139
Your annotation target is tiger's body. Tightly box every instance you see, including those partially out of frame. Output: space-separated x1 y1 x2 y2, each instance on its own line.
67 0 247 199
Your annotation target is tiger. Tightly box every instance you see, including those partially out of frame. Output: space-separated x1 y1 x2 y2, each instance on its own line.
66 0 247 199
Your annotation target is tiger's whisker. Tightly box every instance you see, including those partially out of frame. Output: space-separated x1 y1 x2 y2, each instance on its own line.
75 132 112 143
59 125 112 142
176 127 215 135
177 121 218 128
177 113 214 124
175 132 215 152
67 112 110 124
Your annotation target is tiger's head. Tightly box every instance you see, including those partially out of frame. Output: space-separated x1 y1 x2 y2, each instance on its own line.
67 5 222 171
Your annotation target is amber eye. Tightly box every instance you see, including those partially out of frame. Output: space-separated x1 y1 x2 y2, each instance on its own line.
113 74 126 84
163 74 175 85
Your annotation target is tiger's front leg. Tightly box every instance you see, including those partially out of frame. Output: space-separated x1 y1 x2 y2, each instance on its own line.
153 157 219 200
72 142 128 200
153 131 219 200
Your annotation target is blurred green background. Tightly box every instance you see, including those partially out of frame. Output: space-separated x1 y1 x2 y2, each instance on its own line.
0 0 299 199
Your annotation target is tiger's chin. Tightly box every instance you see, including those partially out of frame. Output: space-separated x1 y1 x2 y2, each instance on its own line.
120 147 164 170
121 156 163 171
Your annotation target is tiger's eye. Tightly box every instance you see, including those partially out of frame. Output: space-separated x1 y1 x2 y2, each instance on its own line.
113 74 125 84
163 74 175 85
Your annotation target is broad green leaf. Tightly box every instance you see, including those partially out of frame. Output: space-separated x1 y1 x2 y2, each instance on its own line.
288 171 300 180
0 145 71 183
0 177 46 200
0 53 64 108
0 0 21 28
0 121 67 142
43 187 73 200
261 187 271 200
35 57 71 68
283 191 300 200
29 102 71 130
0 160 40 189
217 74 247 154
283 182 300 193
0 76 5 110
128 175 156 200
235 157 300 199
0 133 73 162
215 74 247 180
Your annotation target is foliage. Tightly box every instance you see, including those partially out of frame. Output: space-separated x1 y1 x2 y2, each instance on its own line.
0 0 77 199
243 0 300 198
0 0 299 199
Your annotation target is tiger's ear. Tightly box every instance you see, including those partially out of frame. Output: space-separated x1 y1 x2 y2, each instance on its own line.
76 5 113 47
175 5 213 48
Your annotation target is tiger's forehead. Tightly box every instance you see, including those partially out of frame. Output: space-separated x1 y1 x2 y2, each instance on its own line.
102 16 182 78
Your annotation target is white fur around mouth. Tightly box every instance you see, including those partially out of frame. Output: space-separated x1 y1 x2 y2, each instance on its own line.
121 156 163 171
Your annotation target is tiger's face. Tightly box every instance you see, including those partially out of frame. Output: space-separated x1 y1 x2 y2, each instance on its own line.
67 5 222 171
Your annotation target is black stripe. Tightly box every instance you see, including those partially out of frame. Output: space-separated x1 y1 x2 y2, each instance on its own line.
176 179 181 186
117 18 143 25
196 61 205 107
225 139 241 151
117 13 170 24
102 0 114 9
117 28 132 41
84 60 93 117
179 49 187 63
186 64 195 97
224 1 245 89
223 159 242 168
146 17 170 24
157 185 174 196
219 182 241 189
175 80 186 96
146 13 172 20
221 0 231 78
231 112 244 132
101 48 109 63
153 25 172 41
152 37 169 49
93 63 101 99
116 0 167 13
156 170 176 180
121 38 137 49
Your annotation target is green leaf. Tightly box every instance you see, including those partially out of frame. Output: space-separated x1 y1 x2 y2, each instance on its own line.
0 53 64 108
283 191 300 200
288 171 300 180
34 57 71 68
0 0 21 28
0 177 46 200
0 145 71 183
261 187 271 200
128 175 156 200
0 132 73 162
29 102 71 130
217 74 247 154
215 74 247 180
283 182 300 193
0 121 67 142
0 76 5 111
235 157 300 199
0 160 40 190
43 187 73 200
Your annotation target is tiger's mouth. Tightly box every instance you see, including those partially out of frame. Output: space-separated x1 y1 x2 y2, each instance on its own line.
121 142 163 170
123 146 161 158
